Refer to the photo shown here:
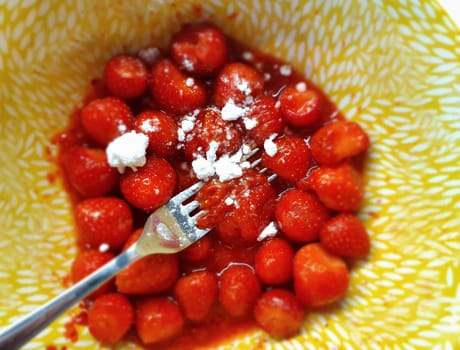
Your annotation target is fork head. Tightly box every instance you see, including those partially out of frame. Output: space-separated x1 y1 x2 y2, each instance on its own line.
134 181 210 256
134 149 272 257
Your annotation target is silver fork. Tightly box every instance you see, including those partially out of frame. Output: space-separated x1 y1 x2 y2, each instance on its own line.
0 181 209 350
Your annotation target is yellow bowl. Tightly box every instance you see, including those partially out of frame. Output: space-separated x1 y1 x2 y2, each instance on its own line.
1 0 459 349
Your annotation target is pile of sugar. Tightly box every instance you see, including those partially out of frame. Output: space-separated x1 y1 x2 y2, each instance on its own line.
257 222 278 241
263 134 278 157
105 83 283 181
191 142 253 182
106 131 149 173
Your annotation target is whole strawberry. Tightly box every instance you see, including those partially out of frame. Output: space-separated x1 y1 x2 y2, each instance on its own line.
320 214 370 258
293 243 349 308
173 271 218 322
120 156 177 212
104 55 149 99
71 249 115 298
88 293 134 344
310 120 369 165
262 135 314 184
135 297 184 344
75 197 133 250
308 162 364 212
150 59 206 115
62 146 119 197
80 97 133 146
170 23 228 77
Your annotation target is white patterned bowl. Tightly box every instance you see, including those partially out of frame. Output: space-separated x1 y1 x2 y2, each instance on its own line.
0 1 459 349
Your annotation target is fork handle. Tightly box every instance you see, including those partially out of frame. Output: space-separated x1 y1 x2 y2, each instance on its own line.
0 245 139 350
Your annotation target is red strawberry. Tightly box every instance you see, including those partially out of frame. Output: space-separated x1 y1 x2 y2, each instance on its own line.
253 289 305 338
115 253 179 295
150 59 206 115
293 243 349 308
308 162 364 212
244 96 285 146
115 229 179 295
183 108 242 160
120 156 177 212
135 297 184 344
71 249 115 297
62 146 119 197
75 197 133 250
170 23 228 77
279 84 322 127
218 264 261 317
169 156 198 192
254 238 294 285
262 134 314 184
196 169 276 243
179 235 213 262
275 189 330 242
320 214 370 258
80 97 133 145
214 62 264 108
88 293 134 344
173 271 218 322
310 121 370 165
133 110 179 158
104 55 148 99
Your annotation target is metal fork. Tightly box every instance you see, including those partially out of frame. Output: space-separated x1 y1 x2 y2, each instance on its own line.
0 181 209 350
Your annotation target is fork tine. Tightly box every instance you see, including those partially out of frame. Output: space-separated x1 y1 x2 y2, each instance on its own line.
245 147 259 158
181 200 200 215
169 181 204 205
190 209 207 220
192 226 212 241
259 167 277 182
250 158 262 167
187 210 210 231
267 173 277 182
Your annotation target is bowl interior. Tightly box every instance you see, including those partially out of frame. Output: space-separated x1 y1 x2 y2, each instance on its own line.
0 0 459 348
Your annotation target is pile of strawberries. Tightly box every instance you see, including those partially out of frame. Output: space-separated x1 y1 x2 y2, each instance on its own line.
57 23 371 347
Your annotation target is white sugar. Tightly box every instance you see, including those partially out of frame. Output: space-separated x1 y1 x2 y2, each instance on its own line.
244 95 254 105
257 222 278 241
190 143 256 182
263 134 278 157
242 144 252 155
140 119 159 133
236 80 252 95
177 128 185 142
182 58 195 71
98 243 110 252
221 99 246 121
192 141 220 181
242 51 254 61
229 148 243 163
106 131 149 173
138 47 160 65
192 156 216 180
185 77 195 87
117 123 128 133
206 141 220 163
240 161 251 169
243 117 258 130
177 111 198 143
215 155 243 182
279 64 292 76
181 119 195 132
296 82 307 92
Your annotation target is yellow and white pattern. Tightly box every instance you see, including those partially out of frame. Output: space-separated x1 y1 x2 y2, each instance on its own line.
1 0 459 349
